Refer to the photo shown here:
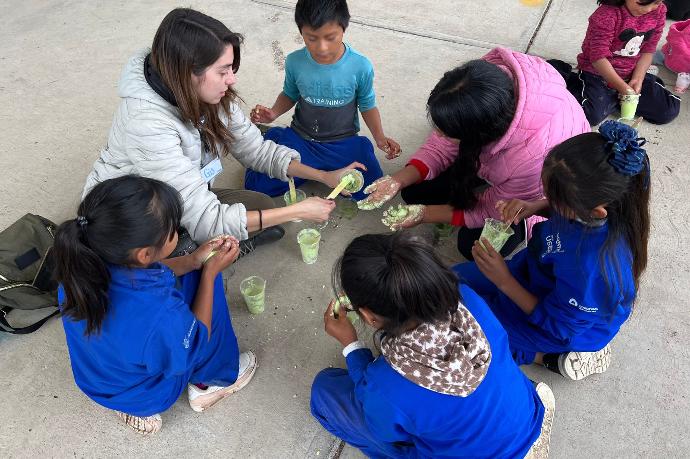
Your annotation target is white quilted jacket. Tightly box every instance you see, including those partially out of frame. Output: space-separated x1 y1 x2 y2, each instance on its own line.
83 49 299 242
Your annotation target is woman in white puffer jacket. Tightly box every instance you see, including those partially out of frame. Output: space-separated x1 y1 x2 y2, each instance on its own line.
84 8 358 255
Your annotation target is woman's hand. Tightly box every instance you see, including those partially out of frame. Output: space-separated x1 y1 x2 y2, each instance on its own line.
322 162 367 196
324 300 358 347
471 238 513 288
382 204 425 231
376 137 402 159
292 197 336 222
250 104 278 124
357 175 402 210
202 237 240 275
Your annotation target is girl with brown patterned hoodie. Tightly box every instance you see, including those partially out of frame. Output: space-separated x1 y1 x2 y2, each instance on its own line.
311 232 555 458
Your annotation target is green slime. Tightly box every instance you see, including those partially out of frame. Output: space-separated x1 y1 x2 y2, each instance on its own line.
297 228 321 264
479 218 514 252
241 278 266 314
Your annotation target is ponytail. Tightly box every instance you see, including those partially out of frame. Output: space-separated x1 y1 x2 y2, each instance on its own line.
53 219 110 335
53 176 183 336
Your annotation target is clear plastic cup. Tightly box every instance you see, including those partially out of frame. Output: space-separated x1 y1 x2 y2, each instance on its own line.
297 228 321 264
340 170 364 194
620 93 640 120
283 188 306 206
283 189 306 222
479 218 514 253
240 276 266 314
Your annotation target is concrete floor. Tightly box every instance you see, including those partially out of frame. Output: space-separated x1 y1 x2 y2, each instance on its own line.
1 0 688 457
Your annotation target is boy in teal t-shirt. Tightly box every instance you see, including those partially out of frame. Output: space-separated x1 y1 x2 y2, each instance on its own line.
246 0 400 200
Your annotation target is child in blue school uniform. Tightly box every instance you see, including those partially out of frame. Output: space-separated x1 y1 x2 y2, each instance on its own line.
455 120 650 381
246 0 400 200
311 232 555 458
54 176 257 435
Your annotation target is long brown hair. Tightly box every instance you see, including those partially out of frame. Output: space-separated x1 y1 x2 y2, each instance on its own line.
151 8 243 158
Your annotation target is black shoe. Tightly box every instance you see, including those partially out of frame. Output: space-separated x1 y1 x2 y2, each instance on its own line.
170 227 199 258
238 226 286 259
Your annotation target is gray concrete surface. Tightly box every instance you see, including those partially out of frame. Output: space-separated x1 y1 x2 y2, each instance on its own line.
0 0 688 457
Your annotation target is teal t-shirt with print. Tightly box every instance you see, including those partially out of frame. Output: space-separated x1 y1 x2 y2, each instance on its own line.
283 44 376 141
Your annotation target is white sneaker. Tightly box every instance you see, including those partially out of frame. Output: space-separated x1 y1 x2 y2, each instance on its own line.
558 345 611 381
115 411 162 435
675 72 690 93
188 350 258 412
525 382 555 459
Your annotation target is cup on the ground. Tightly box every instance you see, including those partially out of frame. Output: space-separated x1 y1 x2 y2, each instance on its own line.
240 276 266 314
479 218 514 253
297 228 321 264
283 189 306 222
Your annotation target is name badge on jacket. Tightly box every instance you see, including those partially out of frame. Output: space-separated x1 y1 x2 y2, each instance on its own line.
200 157 223 183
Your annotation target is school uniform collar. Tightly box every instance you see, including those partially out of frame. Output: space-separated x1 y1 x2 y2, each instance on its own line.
108 262 174 290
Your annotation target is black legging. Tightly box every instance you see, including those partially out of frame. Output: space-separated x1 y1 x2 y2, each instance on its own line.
401 169 526 260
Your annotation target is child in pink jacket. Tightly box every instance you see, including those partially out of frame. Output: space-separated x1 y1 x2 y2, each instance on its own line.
357 48 590 261
661 19 690 92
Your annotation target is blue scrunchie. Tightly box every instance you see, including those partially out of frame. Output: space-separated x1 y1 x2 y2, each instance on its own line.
598 120 649 178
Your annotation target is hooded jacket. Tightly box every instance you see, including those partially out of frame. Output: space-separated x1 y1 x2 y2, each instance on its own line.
408 48 591 230
662 19 690 73
83 49 300 241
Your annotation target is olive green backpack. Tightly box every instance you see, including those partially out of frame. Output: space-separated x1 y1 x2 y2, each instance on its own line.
0 214 60 334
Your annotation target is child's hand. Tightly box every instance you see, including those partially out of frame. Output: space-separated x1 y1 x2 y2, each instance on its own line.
496 199 529 225
627 78 643 95
202 237 240 275
292 197 336 222
250 104 278 124
376 137 402 159
472 238 512 288
323 162 367 195
382 204 425 231
324 300 358 347
357 175 401 210
190 235 234 269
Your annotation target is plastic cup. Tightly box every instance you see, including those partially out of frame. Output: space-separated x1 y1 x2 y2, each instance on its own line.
297 228 321 264
620 93 640 120
479 218 514 252
340 170 365 194
283 188 306 206
240 276 266 314
283 189 306 222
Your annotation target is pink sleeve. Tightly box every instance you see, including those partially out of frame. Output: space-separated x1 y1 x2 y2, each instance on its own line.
641 5 666 54
408 131 459 181
586 7 618 62
463 164 543 229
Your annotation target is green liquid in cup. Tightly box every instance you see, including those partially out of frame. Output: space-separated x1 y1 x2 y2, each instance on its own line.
283 189 306 206
337 198 359 219
479 218 514 252
240 276 266 314
340 170 364 193
620 94 640 120
297 228 321 264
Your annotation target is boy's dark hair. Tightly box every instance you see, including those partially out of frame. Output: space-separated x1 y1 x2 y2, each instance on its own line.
542 132 650 305
54 176 183 336
295 0 350 32
332 232 459 336
427 60 516 210
597 0 660 6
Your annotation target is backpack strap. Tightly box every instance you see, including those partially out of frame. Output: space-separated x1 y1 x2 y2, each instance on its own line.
0 306 59 334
